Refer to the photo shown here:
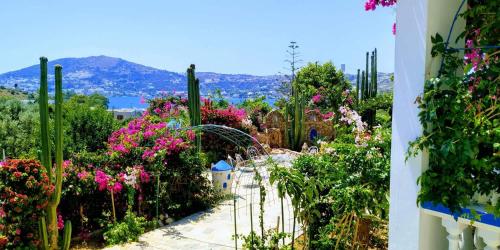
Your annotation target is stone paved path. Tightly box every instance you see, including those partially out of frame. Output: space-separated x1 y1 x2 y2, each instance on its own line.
106 154 300 250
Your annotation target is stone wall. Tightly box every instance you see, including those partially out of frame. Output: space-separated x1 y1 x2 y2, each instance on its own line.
252 110 335 149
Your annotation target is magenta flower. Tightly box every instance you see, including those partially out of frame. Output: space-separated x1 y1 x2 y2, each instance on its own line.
112 182 123 193
365 0 376 11
392 22 396 35
95 170 111 191
140 169 150 183
312 94 322 103
186 130 196 141
57 214 64 230
77 171 90 181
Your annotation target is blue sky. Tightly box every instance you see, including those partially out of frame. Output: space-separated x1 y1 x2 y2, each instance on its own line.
0 0 395 75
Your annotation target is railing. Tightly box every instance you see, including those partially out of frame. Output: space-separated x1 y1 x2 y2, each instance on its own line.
421 202 500 250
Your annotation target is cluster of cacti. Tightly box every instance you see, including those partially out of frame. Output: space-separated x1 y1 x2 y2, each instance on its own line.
285 82 305 151
187 64 201 151
38 57 72 250
356 49 378 127
356 48 378 102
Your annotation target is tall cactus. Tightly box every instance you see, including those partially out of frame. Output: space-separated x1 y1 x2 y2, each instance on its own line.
187 64 201 151
356 49 379 128
373 48 378 97
38 57 71 250
365 52 369 99
361 70 366 101
286 82 305 151
356 69 360 105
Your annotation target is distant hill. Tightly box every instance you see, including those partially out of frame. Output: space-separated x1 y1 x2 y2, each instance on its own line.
0 86 29 100
0 55 392 100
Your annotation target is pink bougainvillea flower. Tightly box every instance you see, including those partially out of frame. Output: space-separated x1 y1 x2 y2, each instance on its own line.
140 169 150 183
365 0 376 11
186 130 196 141
392 22 396 35
95 170 111 191
312 94 322 103
112 182 123 193
140 96 146 104
0 207 5 218
57 214 64 230
77 171 90 181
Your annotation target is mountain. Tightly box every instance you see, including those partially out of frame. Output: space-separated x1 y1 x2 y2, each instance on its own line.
0 55 392 100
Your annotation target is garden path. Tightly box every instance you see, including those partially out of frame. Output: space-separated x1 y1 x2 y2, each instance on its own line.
105 153 299 250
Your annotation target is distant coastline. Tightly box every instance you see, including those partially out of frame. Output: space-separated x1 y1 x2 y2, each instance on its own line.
108 96 277 110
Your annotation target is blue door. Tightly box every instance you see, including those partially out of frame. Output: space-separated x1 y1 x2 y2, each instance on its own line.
309 128 318 141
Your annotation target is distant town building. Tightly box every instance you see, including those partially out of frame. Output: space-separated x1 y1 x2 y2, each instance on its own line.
341 64 346 73
109 108 144 121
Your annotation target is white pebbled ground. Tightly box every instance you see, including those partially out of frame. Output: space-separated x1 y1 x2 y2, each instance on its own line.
105 153 300 250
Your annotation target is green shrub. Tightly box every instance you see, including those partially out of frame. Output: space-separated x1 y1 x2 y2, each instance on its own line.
103 211 153 245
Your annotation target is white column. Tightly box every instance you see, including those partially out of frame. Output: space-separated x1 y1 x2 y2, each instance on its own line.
477 229 500 250
388 0 465 249
441 219 466 250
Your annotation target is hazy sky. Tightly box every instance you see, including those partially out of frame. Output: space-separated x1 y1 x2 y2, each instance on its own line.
0 0 395 75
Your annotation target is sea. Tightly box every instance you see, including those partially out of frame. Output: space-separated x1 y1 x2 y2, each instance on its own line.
108 96 276 110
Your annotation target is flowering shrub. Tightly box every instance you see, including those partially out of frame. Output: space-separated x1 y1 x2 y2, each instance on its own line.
201 98 248 161
409 0 499 215
295 62 353 113
270 125 391 249
201 98 246 128
338 106 368 146
0 159 53 249
105 95 214 218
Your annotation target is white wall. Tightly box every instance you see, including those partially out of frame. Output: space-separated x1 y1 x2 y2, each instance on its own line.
388 0 465 249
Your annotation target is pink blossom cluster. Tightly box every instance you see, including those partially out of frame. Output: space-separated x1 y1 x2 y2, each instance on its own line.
465 39 483 71
201 99 247 128
57 214 64 230
339 106 368 146
312 94 322 103
108 111 189 161
119 165 150 189
95 170 122 194
321 112 335 120
305 108 335 121
365 0 397 11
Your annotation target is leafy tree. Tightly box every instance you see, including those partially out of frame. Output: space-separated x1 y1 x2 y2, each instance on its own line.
295 61 352 112
63 94 117 153
0 97 39 158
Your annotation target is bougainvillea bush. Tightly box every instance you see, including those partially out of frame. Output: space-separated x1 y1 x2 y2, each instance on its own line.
0 159 54 249
201 98 248 162
106 96 215 218
409 0 499 215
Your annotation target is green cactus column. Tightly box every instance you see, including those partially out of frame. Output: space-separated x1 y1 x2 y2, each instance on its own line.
286 82 304 151
365 52 369 99
374 48 378 97
356 69 360 105
361 70 366 101
187 64 201 151
38 58 71 250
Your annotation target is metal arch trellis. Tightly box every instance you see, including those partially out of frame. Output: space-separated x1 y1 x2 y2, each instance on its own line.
179 124 269 157
176 124 296 249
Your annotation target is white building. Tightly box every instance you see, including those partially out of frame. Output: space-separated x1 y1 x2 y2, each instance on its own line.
389 0 499 249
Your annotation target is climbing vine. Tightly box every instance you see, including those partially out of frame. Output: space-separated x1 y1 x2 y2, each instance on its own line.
409 0 499 215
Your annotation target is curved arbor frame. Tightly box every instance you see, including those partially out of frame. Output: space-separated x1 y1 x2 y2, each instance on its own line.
177 124 295 249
